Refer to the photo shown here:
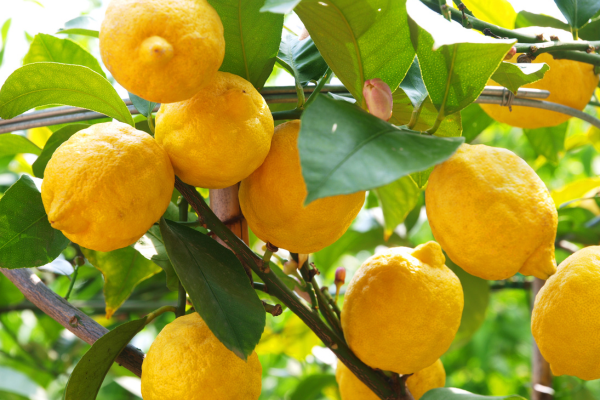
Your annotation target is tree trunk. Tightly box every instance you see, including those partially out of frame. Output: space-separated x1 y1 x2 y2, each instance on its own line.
532 277 554 400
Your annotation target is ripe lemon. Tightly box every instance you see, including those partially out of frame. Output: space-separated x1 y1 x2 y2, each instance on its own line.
341 242 463 374
480 27 599 129
426 144 557 280
100 0 225 104
41 122 174 252
155 72 274 189
141 313 262 399
532 246 600 380
239 120 365 254
336 359 445 400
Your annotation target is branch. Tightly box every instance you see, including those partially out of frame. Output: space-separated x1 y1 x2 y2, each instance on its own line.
175 178 403 400
0 268 144 377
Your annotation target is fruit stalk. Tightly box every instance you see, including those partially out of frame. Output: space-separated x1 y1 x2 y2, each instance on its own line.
175 177 405 400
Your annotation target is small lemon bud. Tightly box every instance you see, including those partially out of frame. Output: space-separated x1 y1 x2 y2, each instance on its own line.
363 78 393 121
504 46 517 60
284 260 299 274
298 27 310 41
74 256 85 267
139 36 174 66
334 267 346 300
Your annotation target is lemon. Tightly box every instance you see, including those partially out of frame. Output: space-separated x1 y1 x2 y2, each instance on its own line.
480 27 599 129
426 143 557 280
155 72 274 189
336 359 445 400
41 122 174 252
341 242 463 374
239 120 365 254
141 313 262 399
532 246 600 380
100 0 225 104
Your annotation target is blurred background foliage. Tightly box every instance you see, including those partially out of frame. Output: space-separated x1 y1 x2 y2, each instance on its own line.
2 0 600 399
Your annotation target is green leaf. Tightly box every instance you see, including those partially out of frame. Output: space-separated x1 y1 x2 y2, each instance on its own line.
0 19 11 67
32 124 89 178
407 0 515 118
278 36 329 85
0 175 69 269
135 224 180 292
296 0 414 106
422 389 525 400
554 0 600 30
398 58 428 109
374 176 421 240
159 218 265 360
515 11 571 31
128 93 157 119
260 0 301 13
82 246 162 319
0 275 24 307
524 122 568 164
0 134 41 158
56 16 100 38
491 62 549 94
0 63 134 125
23 34 106 77
299 94 463 203
410 167 434 189
461 0 517 29
289 374 337 400
460 103 494 143
64 317 147 400
579 18 600 40
446 257 489 351
208 0 283 89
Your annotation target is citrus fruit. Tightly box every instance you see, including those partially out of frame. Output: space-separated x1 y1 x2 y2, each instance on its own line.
426 143 557 280
341 242 463 374
100 0 225 104
532 246 600 380
480 27 599 129
141 313 262 399
239 120 365 254
336 359 445 400
41 122 174 252
155 72 274 189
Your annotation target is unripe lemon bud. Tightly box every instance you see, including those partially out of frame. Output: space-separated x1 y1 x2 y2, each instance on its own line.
363 79 393 121
335 267 346 300
504 46 517 60
284 260 299 275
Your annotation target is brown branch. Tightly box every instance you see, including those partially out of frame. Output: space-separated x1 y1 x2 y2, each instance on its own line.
0 268 145 377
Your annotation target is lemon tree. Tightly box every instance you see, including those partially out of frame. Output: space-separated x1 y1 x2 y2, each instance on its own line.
0 0 599 399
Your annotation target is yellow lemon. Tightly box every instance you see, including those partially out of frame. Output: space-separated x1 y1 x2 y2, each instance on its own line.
41 122 174 252
155 72 274 189
100 0 225 104
480 27 599 129
142 313 262 399
532 246 600 380
336 359 445 400
239 120 365 254
426 143 557 280
341 242 463 374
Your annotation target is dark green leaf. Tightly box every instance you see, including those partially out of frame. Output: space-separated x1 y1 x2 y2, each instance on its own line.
579 18 600 40
408 0 515 117
278 36 328 85
491 62 549 94
64 317 147 400
0 274 24 307
299 94 464 203
422 388 525 400
554 0 600 29
0 63 134 125
0 134 41 158
209 0 283 89
56 16 100 38
260 0 301 13
514 11 571 31
32 124 89 178
447 257 489 351
289 374 337 400
82 246 161 319
0 19 11 67
0 175 69 269
296 0 414 106
160 218 265 360
399 58 428 108
374 176 421 240
524 122 568 164
128 93 157 119
460 103 494 143
23 34 105 77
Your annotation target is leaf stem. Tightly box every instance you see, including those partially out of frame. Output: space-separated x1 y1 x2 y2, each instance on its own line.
304 67 333 109
407 101 425 129
272 108 303 121
298 257 319 311
321 286 342 319
147 111 155 135
64 256 85 301
426 112 444 135
145 305 177 325
311 273 344 336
